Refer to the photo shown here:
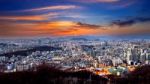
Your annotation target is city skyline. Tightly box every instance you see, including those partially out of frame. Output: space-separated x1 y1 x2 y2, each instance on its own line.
0 0 150 37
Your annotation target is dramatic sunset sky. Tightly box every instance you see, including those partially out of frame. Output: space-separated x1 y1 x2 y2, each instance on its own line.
0 0 150 37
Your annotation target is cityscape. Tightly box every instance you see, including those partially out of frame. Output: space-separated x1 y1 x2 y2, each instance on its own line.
0 0 150 84
0 37 150 82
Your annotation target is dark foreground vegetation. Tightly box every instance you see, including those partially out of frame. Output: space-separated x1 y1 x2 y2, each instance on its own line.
1 65 150 84
0 65 107 84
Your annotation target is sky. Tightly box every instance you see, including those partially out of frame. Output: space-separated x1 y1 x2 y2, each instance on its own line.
0 0 150 37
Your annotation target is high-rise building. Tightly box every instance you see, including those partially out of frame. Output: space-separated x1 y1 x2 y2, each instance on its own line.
126 48 132 65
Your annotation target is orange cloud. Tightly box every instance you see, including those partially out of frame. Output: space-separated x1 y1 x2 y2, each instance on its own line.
0 13 59 21
0 16 46 21
0 20 150 37
0 21 101 37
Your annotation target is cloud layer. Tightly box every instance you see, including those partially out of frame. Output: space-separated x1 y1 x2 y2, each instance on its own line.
1 19 150 37
0 0 149 37
70 0 119 3
22 5 80 12
111 17 150 27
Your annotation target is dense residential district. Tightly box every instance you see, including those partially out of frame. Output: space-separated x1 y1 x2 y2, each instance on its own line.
0 37 150 77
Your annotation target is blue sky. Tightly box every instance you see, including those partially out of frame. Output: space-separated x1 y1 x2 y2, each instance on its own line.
0 0 150 37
